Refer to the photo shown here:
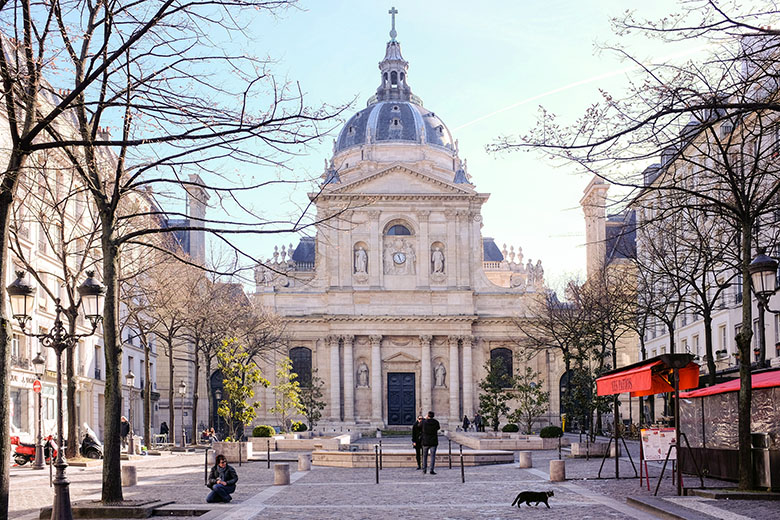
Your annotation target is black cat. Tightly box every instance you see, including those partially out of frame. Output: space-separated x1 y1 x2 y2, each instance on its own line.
511 490 554 508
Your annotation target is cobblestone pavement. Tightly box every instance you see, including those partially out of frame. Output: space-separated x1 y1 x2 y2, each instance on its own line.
8 439 780 519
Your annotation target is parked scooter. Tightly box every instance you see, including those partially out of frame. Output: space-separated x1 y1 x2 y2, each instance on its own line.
11 435 57 466
80 423 103 459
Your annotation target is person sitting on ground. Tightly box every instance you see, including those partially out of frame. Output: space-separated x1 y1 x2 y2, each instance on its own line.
206 454 238 503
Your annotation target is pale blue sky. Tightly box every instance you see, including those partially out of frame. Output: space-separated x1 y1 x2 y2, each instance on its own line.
224 1 688 287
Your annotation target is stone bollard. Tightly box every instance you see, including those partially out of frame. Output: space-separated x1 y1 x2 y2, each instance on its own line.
298 453 312 472
121 465 137 487
549 459 566 482
517 451 533 468
274 463 290 485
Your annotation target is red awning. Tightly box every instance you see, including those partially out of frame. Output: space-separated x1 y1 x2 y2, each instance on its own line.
680 370 780 398
596 360 700 397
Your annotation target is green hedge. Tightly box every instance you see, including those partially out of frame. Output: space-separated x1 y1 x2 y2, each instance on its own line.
501 423 519 432
539 426 563 438
252 425 275 437
291 421 308 432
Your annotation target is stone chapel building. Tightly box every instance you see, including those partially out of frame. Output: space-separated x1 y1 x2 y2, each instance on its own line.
252 22 555 431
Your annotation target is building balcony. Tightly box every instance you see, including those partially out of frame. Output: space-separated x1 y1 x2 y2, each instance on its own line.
10 355 30 370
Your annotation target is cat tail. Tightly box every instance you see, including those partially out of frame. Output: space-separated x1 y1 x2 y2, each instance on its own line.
511 493 521 507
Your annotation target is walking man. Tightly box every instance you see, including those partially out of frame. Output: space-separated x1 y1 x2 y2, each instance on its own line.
412 415 424 469
421 411 440 475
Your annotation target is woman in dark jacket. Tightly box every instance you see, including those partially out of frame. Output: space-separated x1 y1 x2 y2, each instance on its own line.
206 454 238 503
411 415 424 470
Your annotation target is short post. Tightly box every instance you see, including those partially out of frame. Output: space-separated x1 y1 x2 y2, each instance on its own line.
298 453 311 472
558 435 562 460
273 463 290 485
550 459 566 482
238 442 242 467
204 448 210 485
121 465 137 487
517 451 532 469
375 445 379 484
448 439 452 469
267 439 270 469
459 444 465 483
379 439 383 470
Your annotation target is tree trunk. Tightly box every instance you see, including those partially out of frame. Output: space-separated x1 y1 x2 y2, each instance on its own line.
143 337 151 449
100 230 123 503
206 357 213 428
66 311 78 458
167 342 175 445
191 349 199 445
736 223 754 490
703 308 717 386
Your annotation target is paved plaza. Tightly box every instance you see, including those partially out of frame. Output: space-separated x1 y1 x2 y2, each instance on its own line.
8 437 779 519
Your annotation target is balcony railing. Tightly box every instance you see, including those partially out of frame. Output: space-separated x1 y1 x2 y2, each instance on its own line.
10 355 30 370
483 261 501 269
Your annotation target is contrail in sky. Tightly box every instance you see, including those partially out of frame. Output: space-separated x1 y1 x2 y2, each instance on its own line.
453 45 710 132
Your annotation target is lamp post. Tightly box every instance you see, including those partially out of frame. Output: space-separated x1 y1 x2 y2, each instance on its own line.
125 370 136 455
32 352 45 470
749 249 778 368
214 388 222 437
7 270 105 520
178 380 187 447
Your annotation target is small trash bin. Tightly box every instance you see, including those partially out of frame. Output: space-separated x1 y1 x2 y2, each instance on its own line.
751 432 771 490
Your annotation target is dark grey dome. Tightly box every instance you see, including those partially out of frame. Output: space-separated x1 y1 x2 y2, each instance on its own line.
335 101 454 154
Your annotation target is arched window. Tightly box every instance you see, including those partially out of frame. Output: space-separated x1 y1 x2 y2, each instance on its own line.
289 347 312 386
490 348 513 388
390 71 398 86
386 224 411 236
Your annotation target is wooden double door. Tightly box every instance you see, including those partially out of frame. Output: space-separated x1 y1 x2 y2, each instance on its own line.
387 372 416 425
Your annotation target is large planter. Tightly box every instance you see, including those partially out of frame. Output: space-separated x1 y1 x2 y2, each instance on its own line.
211 441 253 463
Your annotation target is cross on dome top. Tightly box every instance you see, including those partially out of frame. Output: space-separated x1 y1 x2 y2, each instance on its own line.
389 6 398 41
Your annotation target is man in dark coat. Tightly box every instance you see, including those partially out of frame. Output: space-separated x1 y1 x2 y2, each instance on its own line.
206 454 239 503
411 415 424 470
421 411 440 475
120 416 130 450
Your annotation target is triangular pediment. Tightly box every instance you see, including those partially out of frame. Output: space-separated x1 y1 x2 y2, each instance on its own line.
383 351 420 363
331 165 473 196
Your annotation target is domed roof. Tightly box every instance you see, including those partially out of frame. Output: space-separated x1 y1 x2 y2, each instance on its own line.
334 101 454 154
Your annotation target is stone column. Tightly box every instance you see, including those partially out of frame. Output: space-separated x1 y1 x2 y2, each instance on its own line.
448 336 460 424
328 335 341 421
370 335 383 424
419 335 432 414
462 335 474 417
342 335 355 422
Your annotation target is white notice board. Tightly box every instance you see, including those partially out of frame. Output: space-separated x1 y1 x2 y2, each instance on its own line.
641 428 677 461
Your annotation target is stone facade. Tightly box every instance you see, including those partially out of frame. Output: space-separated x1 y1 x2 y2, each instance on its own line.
251 25 555 431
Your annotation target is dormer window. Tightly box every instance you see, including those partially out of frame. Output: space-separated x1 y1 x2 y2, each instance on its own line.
348 126 356 135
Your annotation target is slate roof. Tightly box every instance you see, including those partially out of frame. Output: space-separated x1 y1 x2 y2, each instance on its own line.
482 237 504 262
605 210 637 263
292 236 316 263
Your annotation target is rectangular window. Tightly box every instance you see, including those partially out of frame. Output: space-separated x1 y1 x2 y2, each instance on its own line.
720 325 727 349
128 356 134 382
681 338 688 353
693 335 700 356
753 318 759 348
651 349 657 358
11 334 20 358
661 346 667 354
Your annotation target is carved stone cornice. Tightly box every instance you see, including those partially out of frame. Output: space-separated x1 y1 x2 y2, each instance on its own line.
329 164 473 195
283 315 479 324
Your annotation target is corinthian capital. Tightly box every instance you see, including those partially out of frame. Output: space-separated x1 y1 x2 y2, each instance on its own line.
369 335 382 347
418 335 432 347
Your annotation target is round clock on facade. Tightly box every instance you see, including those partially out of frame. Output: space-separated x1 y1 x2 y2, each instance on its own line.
393 252 406 264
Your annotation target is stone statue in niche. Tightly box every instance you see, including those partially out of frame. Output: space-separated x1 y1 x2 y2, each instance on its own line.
354 246 368 274
356 362 369 387
526 259 535 285
431 247 445 273
434 361 446 387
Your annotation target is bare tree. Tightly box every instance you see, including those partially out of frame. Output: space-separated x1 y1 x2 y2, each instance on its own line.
493 3 780 489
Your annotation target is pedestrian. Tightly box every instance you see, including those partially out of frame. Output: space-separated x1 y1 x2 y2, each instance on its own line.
120 416 130 450
206 454 238 503
474 412 483 432
462 414 471 432
421 410 440 475
160 421 169 443
412 414 424 470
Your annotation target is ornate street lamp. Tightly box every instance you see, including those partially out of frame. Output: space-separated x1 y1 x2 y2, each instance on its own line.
125 370 136 455
749 249 779 368
178 380 187 447
32 352 45 470
7 270 105 520
214 388 223 438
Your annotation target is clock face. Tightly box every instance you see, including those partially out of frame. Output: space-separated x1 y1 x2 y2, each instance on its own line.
393 252 406 264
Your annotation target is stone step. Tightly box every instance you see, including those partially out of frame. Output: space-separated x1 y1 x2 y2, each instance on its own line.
626 497 724 520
